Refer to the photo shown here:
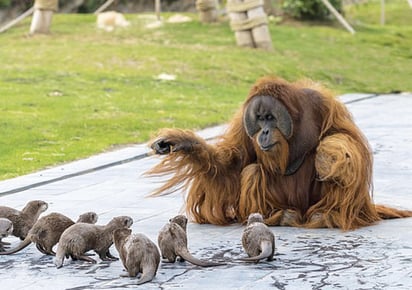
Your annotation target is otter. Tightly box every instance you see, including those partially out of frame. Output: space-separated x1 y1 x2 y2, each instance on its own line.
241 213 275 262
158 215 224 267
113 228 160 285
0 211 98 255
0 200 48 240
0 218 13 251
54 215 133 268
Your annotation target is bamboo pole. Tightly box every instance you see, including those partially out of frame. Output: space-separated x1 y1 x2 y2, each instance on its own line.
408 0 412 9
94 0 116 14
320 0 355 34
381 0 385 25
0 7 34 34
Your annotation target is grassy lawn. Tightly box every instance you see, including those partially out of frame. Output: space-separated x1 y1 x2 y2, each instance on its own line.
0 1 411 180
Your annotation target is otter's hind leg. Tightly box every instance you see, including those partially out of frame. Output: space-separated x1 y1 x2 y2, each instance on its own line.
75 254 97 263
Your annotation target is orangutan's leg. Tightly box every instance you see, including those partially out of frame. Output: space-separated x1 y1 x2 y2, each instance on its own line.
239 164 302 226
263 209 303 226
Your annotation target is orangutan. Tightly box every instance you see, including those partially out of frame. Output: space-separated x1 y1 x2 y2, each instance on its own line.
146 76 412 230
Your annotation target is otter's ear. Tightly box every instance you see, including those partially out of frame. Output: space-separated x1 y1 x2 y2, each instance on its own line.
124 217 133 227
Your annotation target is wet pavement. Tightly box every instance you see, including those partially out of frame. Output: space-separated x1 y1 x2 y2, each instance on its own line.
0 93 411 290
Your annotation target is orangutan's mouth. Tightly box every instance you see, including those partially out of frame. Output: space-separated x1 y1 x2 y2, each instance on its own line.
260 142 278 151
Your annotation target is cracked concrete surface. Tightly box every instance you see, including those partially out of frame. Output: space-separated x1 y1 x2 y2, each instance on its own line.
0 93 411 289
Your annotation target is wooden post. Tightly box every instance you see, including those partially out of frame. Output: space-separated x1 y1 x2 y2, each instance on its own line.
247 4 272 50
380 0 385 25
196 0 218 23
320 0 355 34
30 0 58 35
155 0 161 21
227 0 254 48
227 0 272 50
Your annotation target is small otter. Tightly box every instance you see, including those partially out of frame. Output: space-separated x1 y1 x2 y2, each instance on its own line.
0 218 13 251
113 228 160 285
241 213 275 262
158 215 224 267
0 211 98 255
0 200 48 240
54 215 133 268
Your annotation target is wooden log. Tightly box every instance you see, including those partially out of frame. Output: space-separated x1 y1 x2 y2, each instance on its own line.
196 0 218 23
30 9 54 34
227 0 254 48
155 0 161 21
34 0 58 11
0 7 34 34
198 9 218 23
30 0 58 35
247 5 272 50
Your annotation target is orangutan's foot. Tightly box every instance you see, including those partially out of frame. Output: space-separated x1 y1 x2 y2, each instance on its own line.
279 209 302 226
306 212 328 228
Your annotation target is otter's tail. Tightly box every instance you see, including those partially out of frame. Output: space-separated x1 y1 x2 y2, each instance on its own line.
375 204 412 219
136 269 157 285
0 236 31 255
54 246 65 268
178 248 225 267
240 240 274 263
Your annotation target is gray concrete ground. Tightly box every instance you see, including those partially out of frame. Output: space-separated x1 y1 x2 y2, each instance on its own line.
0 93 411 290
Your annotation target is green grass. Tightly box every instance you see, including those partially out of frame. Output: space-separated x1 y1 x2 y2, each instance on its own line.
0 3 411 180
345 0 412 26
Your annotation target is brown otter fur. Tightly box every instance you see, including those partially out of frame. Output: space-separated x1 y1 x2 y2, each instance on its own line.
54 215 133 268
113 228 160 285
0 211 98 256
0 200 48 240
158 215 224 267
241 213 275 262
0 218 13 251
